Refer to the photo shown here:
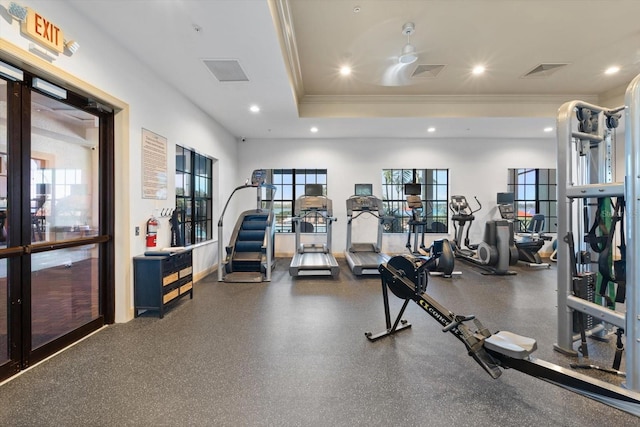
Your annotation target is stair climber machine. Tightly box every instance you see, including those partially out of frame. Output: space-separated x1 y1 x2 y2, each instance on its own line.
344 184 391 275
289 184 340 277
496 192 551 268
404 183 457 277
449 195 518 275
218 169 277 283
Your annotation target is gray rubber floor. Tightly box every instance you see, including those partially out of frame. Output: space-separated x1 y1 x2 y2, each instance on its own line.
0 257 637 426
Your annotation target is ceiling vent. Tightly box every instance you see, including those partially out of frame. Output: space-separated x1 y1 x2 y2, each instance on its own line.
202 59 249 82
522 63 569 78
411 64 446 78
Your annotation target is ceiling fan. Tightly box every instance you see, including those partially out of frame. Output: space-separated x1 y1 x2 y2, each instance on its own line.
398 22 419 65
379 22 423 86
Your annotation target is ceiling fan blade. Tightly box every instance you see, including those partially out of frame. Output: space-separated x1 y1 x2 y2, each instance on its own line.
380 61 415 86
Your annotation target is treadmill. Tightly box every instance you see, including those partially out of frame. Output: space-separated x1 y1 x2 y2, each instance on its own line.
344 184 390 275
289 184 340 277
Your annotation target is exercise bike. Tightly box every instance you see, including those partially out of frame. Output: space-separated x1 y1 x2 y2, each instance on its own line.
365 254 640 416
449 195 518 275
404 185 456 277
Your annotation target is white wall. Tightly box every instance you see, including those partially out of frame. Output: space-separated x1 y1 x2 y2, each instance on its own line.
237 137 557 256
1 0 239 322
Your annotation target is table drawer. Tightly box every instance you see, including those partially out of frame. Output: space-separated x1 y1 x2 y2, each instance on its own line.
163 288 180 304
179 266 192 278
180 281 193 294
162 272 179 286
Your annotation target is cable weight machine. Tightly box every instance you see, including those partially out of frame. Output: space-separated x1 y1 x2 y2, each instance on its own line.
555 73 640 395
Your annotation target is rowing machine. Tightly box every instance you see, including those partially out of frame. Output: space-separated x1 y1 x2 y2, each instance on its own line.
365 255 640 416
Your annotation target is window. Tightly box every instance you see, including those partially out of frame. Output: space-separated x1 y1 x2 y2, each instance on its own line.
381 169 449 233
176 146 213 245
507 168 557 233
266 169 327 233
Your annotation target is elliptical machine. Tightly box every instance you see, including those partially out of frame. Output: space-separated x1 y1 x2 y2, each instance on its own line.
496 194 550 268
449 195 518 275
404 183 456 277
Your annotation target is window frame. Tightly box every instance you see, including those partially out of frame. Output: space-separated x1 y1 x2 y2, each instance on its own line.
175 146 213 245
381 168 449 234
264 169 327 233
507 168 557 233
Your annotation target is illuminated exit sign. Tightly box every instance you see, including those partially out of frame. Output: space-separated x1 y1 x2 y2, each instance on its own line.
23 8 64 53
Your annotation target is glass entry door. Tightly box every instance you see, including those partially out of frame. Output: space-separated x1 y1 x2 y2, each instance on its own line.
0 63 113 381
29 91 102 351
0 79 8 370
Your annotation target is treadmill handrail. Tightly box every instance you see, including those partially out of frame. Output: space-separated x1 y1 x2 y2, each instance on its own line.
293 210 337 223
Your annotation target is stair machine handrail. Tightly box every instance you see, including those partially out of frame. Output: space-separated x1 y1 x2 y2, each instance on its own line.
217 182 277 281
262 184 277 282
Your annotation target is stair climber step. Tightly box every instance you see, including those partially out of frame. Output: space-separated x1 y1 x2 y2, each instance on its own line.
232 260 262 272
244 214 268 220
238 230 265 241
242 221 268 230
235 241 263 253
232 251 261 272
225 213 270 278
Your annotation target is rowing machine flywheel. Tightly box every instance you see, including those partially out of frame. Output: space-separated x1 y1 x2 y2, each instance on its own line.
382 255 427 299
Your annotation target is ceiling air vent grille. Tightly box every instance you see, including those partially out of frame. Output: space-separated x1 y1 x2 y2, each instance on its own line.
411 64 446 78
202 59 249 82
522 63 569 78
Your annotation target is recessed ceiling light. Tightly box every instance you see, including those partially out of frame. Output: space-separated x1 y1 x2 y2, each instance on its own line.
249 105 260 113
310 126 319 133
427 127 436 133
544 127 553 132
605 66 620 75
472 65 485 75
340 66 351 76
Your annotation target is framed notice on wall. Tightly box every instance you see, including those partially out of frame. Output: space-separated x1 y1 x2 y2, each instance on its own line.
141 128 168 200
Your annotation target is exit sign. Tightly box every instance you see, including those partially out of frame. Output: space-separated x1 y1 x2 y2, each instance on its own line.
23 8 64 53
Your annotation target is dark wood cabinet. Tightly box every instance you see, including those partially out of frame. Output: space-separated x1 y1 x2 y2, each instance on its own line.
133 249 193 318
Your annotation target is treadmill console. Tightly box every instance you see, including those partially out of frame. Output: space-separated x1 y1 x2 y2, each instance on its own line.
354 183 373 196
347 195 381 214
295 196 333 215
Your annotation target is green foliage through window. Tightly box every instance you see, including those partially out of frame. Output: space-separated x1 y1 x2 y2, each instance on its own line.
381 169 449 233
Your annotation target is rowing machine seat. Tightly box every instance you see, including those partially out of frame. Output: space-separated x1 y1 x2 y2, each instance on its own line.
484 331 537 359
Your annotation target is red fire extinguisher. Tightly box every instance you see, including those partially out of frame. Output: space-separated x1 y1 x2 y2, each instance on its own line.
146 216 158 249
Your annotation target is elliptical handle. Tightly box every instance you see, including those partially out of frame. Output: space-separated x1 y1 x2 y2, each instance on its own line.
472 196 482 214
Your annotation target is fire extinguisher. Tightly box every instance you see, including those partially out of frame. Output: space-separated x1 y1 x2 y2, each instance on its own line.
146 216 158 249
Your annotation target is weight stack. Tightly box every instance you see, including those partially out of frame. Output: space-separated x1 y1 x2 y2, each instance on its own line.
572 273 596 333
